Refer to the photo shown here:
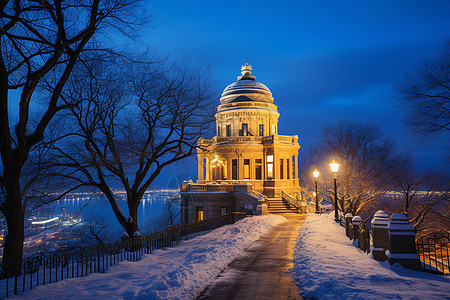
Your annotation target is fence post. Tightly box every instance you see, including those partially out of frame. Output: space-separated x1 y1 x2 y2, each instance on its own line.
358 223 371 253
387 213 421 270
97 246 101 273
352 216 361 241
371 210 390 261
345 213 353 238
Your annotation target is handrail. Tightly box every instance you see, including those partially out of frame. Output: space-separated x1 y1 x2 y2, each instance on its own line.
281 190 300 210
252 189 267 202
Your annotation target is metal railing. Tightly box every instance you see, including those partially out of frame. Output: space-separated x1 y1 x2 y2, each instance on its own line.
252 189 267 202
416 231 450 274
0 213 246 298
281 190 300 210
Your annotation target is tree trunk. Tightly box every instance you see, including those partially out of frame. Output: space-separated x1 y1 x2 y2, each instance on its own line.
0 54 25 277
126 197 139 237
1 179 25 277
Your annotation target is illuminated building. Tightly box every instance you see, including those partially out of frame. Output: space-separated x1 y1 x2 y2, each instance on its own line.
181 63 301 223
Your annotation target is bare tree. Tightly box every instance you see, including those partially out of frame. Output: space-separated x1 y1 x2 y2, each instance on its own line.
50 56 215 237
69 215 115 247
300 121 409 217
397 41 450 137
0 0 144 276
392 170 449 231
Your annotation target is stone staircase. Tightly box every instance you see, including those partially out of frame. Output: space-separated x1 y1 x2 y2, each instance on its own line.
266 197 299 214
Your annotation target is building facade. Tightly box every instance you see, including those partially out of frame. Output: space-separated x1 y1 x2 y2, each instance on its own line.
197 62 300 197
181 63 301 223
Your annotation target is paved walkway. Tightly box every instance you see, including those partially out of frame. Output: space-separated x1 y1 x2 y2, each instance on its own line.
197 213 305 300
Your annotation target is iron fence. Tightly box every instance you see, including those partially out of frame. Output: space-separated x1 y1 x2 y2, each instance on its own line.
416 231 450 274
0 212 246 298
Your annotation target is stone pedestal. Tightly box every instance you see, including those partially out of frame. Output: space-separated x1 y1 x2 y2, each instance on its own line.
345 213 353 239
387 213 421 270
256 197 268 215
371 210 390 261
352 216 361 241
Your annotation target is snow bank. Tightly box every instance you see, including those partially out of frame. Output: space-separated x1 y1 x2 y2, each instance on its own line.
293 212 450 300
12 214 286 300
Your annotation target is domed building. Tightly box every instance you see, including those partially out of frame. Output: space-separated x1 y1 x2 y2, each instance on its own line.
181 63 302 223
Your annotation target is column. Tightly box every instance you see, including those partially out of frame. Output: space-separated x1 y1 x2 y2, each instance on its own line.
205 157 210 181
197 155 204 182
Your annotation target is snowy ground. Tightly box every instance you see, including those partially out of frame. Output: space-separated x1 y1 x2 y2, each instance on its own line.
293 212 450 300
11 215 286 300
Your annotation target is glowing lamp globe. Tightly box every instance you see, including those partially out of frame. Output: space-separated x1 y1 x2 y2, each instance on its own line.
329 161 340 173
313 169 320 179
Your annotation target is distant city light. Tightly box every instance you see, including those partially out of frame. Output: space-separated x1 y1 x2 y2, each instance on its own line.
31 217 59 225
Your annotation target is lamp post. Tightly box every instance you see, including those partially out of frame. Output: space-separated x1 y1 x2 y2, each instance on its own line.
329 160 340 222
313 169 320 213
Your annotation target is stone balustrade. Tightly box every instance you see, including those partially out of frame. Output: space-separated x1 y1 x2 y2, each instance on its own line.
198 134 298 146
181 182 253 193
343 211 422 271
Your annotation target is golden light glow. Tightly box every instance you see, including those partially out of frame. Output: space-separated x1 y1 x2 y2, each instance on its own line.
313 169 320 178
210 155 224 167
266 155 273 163
329 160 340 173
267 163 273 178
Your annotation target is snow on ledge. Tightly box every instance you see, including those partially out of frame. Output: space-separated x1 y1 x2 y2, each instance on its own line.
293 212 450 300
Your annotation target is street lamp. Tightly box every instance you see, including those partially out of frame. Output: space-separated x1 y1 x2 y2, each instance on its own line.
329 160 340 222
313 169 320 213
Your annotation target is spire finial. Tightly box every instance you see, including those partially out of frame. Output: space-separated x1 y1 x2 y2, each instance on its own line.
238 61 255 81
241 61 252 76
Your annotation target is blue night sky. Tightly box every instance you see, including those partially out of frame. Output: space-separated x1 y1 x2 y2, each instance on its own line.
141 1 450 185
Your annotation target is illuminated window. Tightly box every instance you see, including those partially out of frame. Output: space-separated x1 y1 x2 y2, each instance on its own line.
196 207 204 222
259 124 264 136
267 164 273 178
267 155 274 179
244 159 250 179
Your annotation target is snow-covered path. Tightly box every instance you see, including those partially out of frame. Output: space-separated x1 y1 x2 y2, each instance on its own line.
197 213 304 300
293 212 450 300
11 215 286 300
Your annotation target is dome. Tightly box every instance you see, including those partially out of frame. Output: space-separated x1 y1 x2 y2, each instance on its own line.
220 62 274 104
